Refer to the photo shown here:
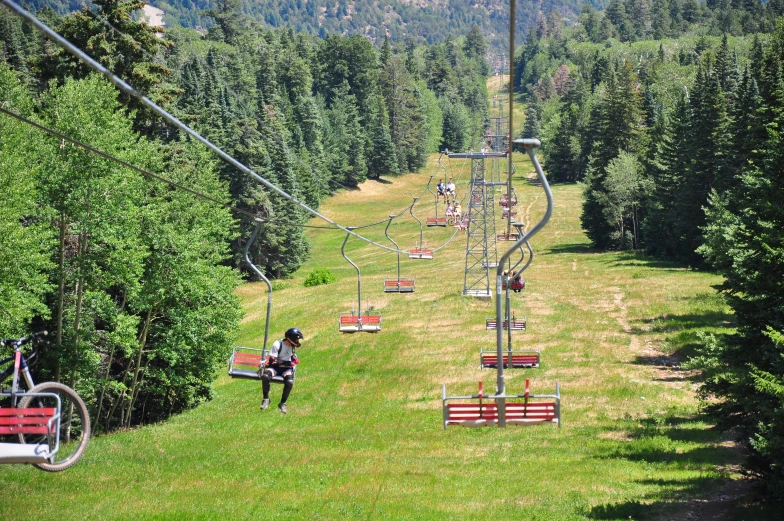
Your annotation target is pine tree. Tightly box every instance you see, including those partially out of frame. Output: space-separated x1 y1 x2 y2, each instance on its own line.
697 89 784 500
582 60 646 249
367 96 398 178
673 60 732 263
521 98 542 139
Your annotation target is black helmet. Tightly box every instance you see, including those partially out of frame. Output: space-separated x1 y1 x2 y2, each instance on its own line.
285 327 303 347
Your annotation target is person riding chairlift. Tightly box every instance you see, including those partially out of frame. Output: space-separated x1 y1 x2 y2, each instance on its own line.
445 202 454 223
260 327 304 414
446 178 456 199
510 271 525 292
436 179 446 200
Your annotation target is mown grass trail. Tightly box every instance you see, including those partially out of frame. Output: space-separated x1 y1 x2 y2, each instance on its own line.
0 146 745 519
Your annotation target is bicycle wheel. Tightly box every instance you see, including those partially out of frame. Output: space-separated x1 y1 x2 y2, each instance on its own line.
17 381 91 472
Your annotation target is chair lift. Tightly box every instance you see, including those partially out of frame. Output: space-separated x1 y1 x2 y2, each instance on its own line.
501 225 532 292
228 221 291 384
501 207 517 220
408 200 434 260
498 218 523 242
442 138 555 428
442 379 561 428
339 231 382 333
426 173 447 227
383 216 415 293
498 189 518 208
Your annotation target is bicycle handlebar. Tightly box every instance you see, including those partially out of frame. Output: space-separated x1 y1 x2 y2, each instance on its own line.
0 330 48 348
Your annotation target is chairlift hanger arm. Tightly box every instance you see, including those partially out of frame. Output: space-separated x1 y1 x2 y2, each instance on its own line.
243 222 272 352
0 0 428 258
495 140 553 404
341 231 362 311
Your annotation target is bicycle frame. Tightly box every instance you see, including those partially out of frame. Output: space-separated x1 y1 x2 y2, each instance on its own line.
0 345 37 405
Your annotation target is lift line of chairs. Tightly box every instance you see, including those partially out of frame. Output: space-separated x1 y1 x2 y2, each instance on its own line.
441 139 561 429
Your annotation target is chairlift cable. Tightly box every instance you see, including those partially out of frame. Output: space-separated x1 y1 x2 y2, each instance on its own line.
83 7 436 219
0 0 439 256
0 105 260 221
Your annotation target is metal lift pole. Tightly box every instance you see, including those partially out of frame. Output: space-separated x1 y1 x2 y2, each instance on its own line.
507 0 516 244
495 139 552 428
427 175 439 220
410 198 423 249
341 231 361 326
243 221 272 353
384 216 401 283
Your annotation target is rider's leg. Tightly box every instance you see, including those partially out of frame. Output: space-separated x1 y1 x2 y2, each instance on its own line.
280 370 294 404
261 368 275 398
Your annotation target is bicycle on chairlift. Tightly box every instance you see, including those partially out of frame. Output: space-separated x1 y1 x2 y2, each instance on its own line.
0 331 90 471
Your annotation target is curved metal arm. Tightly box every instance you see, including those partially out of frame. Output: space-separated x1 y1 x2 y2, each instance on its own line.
342 231 361 313
243 221 272 352
426 174 439 219
509 223 534 274
495 139 553 408
409 198 423 249
384 216 401 281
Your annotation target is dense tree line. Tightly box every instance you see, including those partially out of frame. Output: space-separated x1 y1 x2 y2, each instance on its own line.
0 0 489 431
26 0 589 50
515 6 784 499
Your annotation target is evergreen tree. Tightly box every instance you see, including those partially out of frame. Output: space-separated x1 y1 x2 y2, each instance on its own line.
367 96 399 178
521 98 542 139
673 60 731 263
697 89 784 499
581 61 646 249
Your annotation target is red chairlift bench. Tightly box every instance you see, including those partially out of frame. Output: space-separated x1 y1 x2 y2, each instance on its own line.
499 194 518 207
442 379 560 429
384 278 415 293
497 232 521 241
0 394 61 464
338 313 382 333
228 346 293 384
485 315 526 331
479 349 540 369
426 217 447 227
408 248 434 260
502 209 518 220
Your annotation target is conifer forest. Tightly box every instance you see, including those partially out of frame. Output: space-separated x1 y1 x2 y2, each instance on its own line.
1 0 784 510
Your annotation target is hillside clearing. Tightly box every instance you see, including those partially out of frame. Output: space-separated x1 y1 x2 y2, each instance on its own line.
0 149 749 520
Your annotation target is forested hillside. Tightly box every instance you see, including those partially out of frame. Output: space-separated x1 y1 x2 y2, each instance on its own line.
0 0 488 432
28 0 588 48
515 1 784 499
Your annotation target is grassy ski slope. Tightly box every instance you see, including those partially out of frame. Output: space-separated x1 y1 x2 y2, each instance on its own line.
1 144 753 519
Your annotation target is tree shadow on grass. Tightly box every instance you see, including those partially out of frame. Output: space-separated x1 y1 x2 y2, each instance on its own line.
586 415 743 519
546 242 599 255
630 310 735 366
601 250 689 271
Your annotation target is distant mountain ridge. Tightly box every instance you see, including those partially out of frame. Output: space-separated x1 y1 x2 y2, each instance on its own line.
31 0 592 49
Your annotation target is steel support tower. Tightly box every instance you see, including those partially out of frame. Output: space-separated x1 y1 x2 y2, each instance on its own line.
450 151 506 298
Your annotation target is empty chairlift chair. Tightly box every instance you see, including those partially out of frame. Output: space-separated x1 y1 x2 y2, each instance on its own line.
383 216 415 293
442 379 560 428
480 348 540 369
338 232 382 333
485 312 526 331
408 202 434 260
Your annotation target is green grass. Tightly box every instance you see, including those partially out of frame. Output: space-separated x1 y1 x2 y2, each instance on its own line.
1 147 764 519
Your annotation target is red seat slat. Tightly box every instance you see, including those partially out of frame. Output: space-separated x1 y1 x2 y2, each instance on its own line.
0 407 56 417
0 426 53 435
